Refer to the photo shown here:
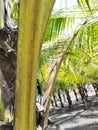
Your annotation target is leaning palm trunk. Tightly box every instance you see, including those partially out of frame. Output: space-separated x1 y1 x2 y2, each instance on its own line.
42 22 87 129
42 30 80 129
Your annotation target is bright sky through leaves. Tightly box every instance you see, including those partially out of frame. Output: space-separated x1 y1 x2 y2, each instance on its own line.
53 0 77 11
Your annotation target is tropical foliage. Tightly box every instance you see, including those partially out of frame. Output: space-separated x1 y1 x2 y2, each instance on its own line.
39 0 98 90
0 0 98 129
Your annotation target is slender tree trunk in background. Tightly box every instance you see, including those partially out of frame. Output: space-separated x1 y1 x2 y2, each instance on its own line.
92 83 97 95
14 1 55 130
73 89 79 102
65 90 72 108
92 83 98 95
53 93 58 107
63 92 66 102
78 86 87 102
51 99 54 107
82 87 88 97
58 90 64 107
78 85 88 109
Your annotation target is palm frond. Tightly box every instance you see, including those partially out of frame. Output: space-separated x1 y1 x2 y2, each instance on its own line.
77 0 91 12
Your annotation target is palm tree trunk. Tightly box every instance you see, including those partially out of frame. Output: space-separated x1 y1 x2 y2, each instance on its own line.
51 99 54 107
63 92 66 102
14 1 55 130
73 89 79 102
78 85 89 109
65 90 72 108
78 86 87 102
53 93 58 107
42 23 87 129
83 87 88 97
58 90 64 107
43 29 80 110
92 83 98 95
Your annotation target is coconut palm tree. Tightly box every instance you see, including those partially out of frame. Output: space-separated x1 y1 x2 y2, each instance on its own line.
39 0 98 128
0 0 98 130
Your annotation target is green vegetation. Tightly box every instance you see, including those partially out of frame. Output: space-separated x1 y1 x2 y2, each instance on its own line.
0 99 5 120
0 0 98 130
